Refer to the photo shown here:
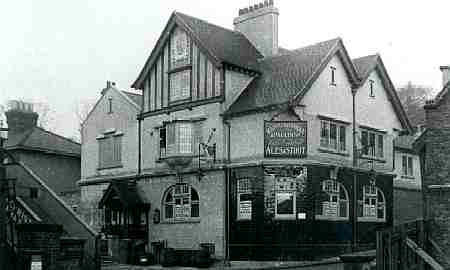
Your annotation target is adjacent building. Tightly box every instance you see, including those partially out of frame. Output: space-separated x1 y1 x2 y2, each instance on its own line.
79 1 419 262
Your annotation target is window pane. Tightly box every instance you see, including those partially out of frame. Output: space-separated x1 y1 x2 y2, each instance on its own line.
361 131 368 155
165 204 173 219
330 123 337 149
402 156 407 175
377 135 383 157
178 123 192 154
339 126 346 151
339 200 347 217
408 157 413 176
191 203 199 217
191 188 199 201
369 133 376 156
170 71 190 102
276 192 294 215
159 128 166 158
320 121 329 148
165 190 173 203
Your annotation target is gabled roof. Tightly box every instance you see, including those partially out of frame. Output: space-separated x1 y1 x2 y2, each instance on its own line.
6 126 81 157
394 135 417 151
424 81 450 109
132 11 262 89
122 91 142 109
352 54 413 133
353 54 379 83
225 38 359 116
98 181 148 209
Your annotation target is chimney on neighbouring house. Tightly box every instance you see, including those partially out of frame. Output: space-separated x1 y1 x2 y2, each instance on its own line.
440 65 450 87
101 80 116 95
234 0 279 57
5 100 38 134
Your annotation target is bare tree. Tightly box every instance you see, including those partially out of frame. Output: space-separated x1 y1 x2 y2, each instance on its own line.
73 98 97 142
33 102 57 130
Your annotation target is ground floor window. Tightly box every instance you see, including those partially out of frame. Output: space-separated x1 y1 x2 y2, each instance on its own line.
358 185 385 222
237 178 252 220
163 184 199 221
315 180 349 220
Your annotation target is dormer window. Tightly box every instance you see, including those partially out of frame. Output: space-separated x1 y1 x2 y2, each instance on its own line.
330 66 336 86
171 28 190 68
369 79 375 98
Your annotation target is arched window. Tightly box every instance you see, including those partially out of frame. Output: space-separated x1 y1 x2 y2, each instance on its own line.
315 180 349 220
163 184 199 221
358 185 385 222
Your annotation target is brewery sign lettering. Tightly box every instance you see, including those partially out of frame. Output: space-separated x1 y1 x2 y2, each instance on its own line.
264 121 307 158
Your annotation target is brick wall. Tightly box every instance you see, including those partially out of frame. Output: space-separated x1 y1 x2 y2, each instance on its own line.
393 187 423 225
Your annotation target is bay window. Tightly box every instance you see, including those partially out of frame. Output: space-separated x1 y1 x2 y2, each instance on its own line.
361 130 384 158
159 120 204 159
320 120 346 152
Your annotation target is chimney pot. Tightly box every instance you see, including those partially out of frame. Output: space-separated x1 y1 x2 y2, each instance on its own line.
249 6 253 12
269 0 274 6
112 82 116 87
440 65 450 88
243 7 248 14
254 4 258 10
259 3 264 8
264 0 269 7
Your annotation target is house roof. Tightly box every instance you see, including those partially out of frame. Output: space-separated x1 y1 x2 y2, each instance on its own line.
98 181 148 209
132 11 262 89
394 135 417 150
18 196 58 224
225 38 349 116
6 127 81 157
424 81 450 109
122 91 142 109
352 54 378 83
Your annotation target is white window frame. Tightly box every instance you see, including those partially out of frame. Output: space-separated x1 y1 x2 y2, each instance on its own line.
169 70 191 102
237 178 252 221
163 184 200 222
320 120 347 153
401 154 414 178
315 180 349 221
274 177 297 220
360 129 384 159
358 185 386 222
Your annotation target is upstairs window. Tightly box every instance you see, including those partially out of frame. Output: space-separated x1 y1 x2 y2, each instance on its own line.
159 120 203 159
361 130 384 158
320 120 346 152
170 70 191 102
358 185 385 222
402 155 414 177
330 66 336 86
369 79 375 98
98 132 123 169
171 28 190 68
163 184 199 221
108 98 113 114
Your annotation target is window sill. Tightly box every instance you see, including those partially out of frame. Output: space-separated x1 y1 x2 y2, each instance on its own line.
357 217 386 223
274 215 296 220
315 215 348 221
400 175 415 180
168 97 192 106
161 218 200 224
97 164 123 170
168 64 192 74
318 147 349 157
360 155 386 163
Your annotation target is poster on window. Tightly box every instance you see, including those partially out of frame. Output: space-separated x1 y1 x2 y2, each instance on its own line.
264 121 307 158
323 202 338 217
239 201 252 220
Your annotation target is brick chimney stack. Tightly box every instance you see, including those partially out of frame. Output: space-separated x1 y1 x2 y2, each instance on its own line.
5 100 38 134
101 80 116 95
440 66 450 88
234 0 279 57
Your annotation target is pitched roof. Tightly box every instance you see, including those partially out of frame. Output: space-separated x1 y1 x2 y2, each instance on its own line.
6 127 81 157
99 181 148 209
132 11 262 89
18 196 58 224
424 81 450 109
122 91 142 108
394 135 417 150
225 38 343 115
352 54 378 82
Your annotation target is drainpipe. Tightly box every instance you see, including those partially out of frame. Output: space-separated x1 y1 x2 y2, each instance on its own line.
351 87 358 252
223 119 231 266
138 116 142 175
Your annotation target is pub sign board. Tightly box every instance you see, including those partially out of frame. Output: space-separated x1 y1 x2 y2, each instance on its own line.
264 121 307 158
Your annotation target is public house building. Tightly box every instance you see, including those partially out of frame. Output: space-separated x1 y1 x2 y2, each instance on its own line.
79 0 414 262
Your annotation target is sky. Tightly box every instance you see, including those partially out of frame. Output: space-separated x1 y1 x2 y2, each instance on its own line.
1 0 449 139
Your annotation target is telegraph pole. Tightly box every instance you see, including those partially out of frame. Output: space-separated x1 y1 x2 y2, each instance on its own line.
351 88 358 252
0 125 9 269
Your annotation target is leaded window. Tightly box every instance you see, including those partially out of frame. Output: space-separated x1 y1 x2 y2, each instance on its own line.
315 180 349 220
320 120 346 152
163 184 199 221
358 185 385 221
169 70 190 102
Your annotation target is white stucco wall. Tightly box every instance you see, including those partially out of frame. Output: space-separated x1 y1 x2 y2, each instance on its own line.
393 150 422 190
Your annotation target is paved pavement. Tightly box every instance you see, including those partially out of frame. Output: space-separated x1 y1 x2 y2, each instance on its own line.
102 258 343 270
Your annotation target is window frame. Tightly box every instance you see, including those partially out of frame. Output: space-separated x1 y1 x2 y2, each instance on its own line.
358 185 386 222
401 154 414 177
360 129 384 159
97 131 123 169
237 178 252 221
315 180 349 221
169 69 191 103
330 66 337 86
369 79 375 98
320 120 347 153
158 120 204 160
162 184 200 222
274 176 298 220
